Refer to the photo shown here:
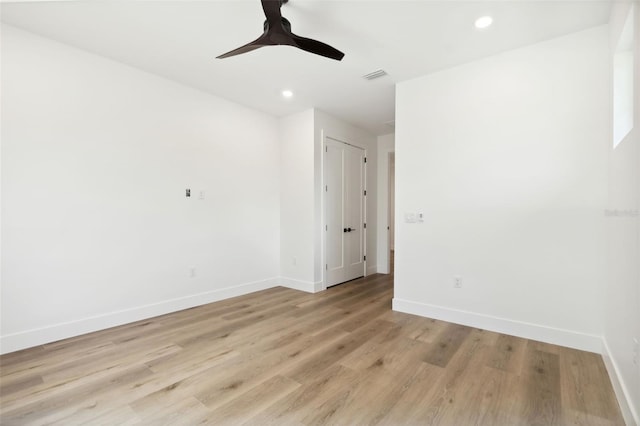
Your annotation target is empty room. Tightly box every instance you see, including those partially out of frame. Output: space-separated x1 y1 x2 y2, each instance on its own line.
1 0 638 424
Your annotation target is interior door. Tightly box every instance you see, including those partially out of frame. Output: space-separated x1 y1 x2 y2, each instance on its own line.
325 138 365 287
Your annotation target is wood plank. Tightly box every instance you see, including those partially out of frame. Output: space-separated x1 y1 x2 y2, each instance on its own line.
0 365 154 425
132 396 211 425
283 319 393 384
558 346 625 424
376 363 444 425
521 347 562 426
410 327 493 424
0 374 44 398
194 326 348 409
306 357 430 425
486 333 528 374
423 323 473 367
208 375 300 424
68 404 141 426
244 364 359 425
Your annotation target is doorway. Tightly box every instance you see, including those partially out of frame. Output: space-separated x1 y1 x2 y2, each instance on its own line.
324 137 366 287
376 142 395 275
388 152 395 273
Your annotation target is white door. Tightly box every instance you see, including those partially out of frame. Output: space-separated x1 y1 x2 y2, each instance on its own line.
325 138 366 287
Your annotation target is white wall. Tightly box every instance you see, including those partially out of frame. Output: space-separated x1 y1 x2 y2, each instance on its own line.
376 133 395 274
279 110 316 291
0 26 380 353
604 4 640 425
394 26 609 353
1 25 281 353
314 110 378 281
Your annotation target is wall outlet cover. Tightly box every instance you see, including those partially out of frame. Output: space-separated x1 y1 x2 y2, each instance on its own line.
454 276 462 288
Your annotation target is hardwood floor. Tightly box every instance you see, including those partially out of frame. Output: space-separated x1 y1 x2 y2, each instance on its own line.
0 272 625 425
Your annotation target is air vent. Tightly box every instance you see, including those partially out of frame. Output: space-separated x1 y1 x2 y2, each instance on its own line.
362 69 388 80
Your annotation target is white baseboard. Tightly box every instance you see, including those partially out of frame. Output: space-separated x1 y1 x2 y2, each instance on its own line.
602 339 639 426
278 277 323 293
0 277 279 355
392 298 602 353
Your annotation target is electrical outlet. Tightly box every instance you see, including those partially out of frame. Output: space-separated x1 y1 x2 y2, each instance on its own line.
189 266 196 278
633 338 639 366
454 276 462 288
292 257 297 266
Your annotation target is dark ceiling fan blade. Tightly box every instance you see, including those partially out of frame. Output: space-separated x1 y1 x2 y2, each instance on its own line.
261 0 284 26
216 40 265 59
290 34 345 61
217 0 344 61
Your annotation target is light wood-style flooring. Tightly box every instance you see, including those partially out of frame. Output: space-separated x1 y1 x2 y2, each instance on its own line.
0 271 625 425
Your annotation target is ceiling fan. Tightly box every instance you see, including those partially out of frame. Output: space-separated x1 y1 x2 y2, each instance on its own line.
217 0 345 61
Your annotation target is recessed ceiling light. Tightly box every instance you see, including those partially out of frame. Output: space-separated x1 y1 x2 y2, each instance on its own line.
282 90 293 98
474 16 493 29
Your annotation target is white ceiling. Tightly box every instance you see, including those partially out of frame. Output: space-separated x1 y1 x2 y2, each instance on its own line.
1 0 612 135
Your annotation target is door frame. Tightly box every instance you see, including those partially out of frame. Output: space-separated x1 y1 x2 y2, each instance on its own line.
377 147 395 275
321 133 368 290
